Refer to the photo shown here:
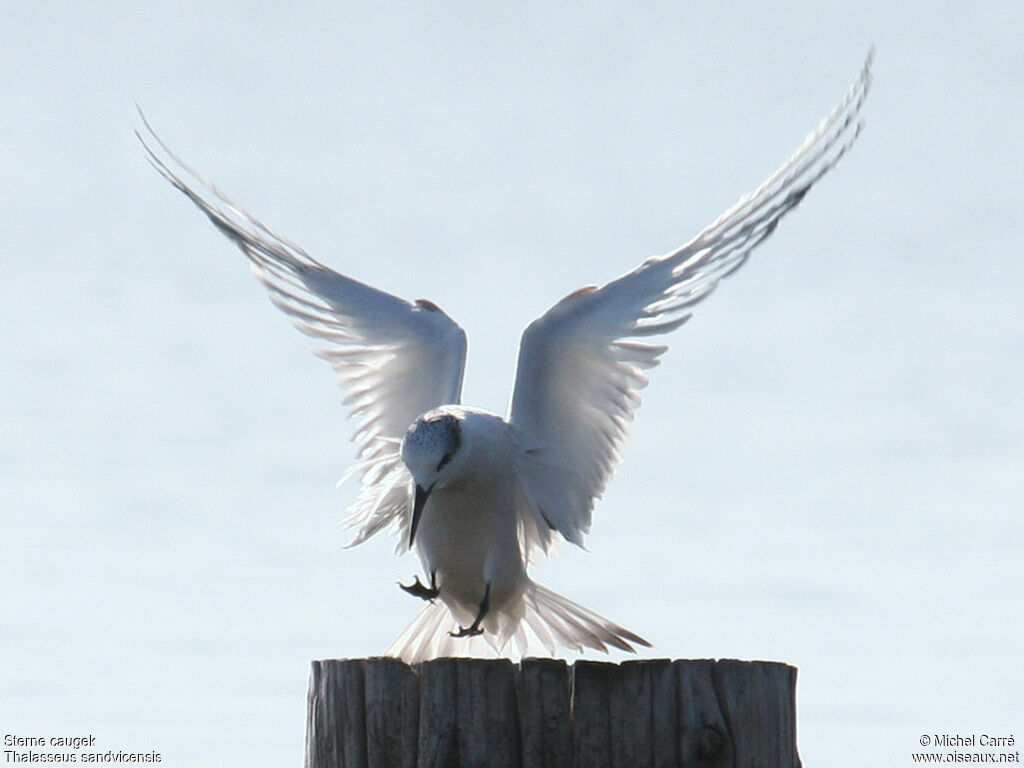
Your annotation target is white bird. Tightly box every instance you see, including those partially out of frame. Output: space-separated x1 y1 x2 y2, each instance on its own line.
140 52 872 663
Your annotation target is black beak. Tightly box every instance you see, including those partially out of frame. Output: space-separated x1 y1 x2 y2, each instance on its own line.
409 484 431 547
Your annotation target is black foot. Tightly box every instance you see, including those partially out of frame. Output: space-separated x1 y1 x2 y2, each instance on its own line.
448 583 491 639
399 575 439 601
449 624 484 638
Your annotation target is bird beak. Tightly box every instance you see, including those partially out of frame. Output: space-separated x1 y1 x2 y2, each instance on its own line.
409 484 431 547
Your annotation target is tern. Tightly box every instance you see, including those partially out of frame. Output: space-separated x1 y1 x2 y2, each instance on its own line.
140 52 872 663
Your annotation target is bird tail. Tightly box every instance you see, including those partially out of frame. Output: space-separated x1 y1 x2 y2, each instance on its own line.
520 581 651 657
383 600 476 664
385 581 650 664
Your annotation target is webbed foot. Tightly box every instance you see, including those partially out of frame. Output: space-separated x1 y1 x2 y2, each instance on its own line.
448 583 491 639
450 624 485 638
398 574 439 601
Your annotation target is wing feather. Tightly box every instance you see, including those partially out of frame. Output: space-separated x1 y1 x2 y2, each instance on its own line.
510 51 873 551
138 119 467 549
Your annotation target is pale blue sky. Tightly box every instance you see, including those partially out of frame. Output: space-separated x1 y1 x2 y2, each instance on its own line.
3 2 1021 765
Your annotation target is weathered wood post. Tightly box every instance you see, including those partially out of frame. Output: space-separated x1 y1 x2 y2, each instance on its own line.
305 658 799 768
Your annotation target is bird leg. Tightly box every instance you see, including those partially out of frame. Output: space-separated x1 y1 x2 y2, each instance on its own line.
399 573 439 601
450 584 491 638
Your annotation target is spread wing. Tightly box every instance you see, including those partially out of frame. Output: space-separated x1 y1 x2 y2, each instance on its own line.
510 51 873 552
139 120 467 549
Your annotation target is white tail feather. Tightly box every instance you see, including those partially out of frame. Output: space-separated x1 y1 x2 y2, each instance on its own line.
385 581 650 663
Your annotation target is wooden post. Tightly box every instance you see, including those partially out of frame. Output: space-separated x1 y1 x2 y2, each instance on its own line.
306 658 799 768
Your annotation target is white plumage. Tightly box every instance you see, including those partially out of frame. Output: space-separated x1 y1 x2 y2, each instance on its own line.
140 51 872 662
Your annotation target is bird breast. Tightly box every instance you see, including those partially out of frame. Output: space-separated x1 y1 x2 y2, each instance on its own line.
414 417 525 612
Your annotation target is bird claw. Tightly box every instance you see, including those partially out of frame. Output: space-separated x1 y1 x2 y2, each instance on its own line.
399 575 439 601
448 583 490 638
449 624 484 638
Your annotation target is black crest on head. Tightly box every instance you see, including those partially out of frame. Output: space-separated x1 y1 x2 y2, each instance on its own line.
405 410 462 458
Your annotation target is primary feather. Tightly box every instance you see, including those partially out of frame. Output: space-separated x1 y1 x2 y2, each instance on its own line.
509 50 872 554
137 118 467 550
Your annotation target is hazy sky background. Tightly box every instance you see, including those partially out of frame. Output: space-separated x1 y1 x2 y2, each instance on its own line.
3 2 1021 765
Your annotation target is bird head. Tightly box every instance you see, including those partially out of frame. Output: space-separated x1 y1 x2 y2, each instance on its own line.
400 409 464 545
